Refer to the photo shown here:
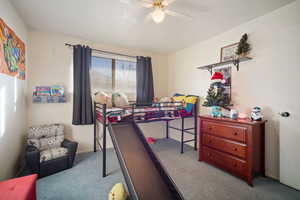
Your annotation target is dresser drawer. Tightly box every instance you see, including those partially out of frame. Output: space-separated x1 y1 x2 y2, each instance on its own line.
203 134 246 159
202 121 247 143
202 146 247 177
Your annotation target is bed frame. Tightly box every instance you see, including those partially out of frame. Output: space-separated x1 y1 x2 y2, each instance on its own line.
94 97 199 178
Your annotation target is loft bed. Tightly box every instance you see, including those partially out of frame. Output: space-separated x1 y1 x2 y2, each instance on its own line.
93 96 199 177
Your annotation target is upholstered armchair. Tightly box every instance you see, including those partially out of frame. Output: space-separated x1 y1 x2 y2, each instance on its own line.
25 124 78 178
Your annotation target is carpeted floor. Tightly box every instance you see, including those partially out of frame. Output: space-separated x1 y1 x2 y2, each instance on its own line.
35 138 300 200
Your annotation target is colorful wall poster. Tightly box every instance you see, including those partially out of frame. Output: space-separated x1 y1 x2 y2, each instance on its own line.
0 18 26 80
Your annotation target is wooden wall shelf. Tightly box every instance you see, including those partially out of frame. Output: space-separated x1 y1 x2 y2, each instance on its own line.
197 56 252 74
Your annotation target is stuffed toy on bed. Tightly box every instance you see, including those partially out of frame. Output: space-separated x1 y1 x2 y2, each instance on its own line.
95 91 130 108
159 97 173 102
112 92 130 107
94 91 113 108
158 97 173 107
173 94 198 113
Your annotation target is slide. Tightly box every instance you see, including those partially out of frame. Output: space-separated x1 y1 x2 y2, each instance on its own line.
108 121 184 200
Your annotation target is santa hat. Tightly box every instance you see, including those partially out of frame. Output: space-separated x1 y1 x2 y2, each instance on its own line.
211 72 224 82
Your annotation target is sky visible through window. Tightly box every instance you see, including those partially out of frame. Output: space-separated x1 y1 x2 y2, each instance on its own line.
90 56 136 100
90 56 112 92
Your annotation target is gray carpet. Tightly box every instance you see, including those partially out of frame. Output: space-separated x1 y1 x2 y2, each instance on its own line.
37 139 300 200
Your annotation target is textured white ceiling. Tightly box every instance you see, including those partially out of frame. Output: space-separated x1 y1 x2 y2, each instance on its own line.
10 0 294 53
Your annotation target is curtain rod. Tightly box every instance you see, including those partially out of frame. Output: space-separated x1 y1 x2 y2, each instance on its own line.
65 43 137 59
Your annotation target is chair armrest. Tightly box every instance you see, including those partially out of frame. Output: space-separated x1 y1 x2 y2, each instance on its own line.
62 139 78 152
25 145 40 173
62 139 78 167
26 145 39 152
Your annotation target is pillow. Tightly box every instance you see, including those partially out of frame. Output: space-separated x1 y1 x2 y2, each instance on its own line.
159 97 173 102
173 95 186 103
173 93 185 97
94 91 112 108
185 96 198 112
185 96 197 105
112 92 129 107
173 95 198 112
108 183 128 200
40 147 68 162
185 103 194 113
28 124 64 139
158 97 174 107
27 135 64 151
94 91 108 104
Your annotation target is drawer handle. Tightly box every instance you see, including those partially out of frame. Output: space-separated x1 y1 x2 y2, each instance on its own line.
233 147 238 151
233 132 238 136
233 163 238 167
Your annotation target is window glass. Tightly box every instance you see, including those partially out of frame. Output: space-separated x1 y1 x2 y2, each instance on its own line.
90 56 137 101
115 60 136 100
90 56 113 93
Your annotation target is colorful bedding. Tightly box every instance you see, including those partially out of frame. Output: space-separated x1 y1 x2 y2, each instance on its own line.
96 101 195 123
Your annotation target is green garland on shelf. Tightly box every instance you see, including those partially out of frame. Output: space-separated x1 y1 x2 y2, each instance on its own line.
236 33 251 56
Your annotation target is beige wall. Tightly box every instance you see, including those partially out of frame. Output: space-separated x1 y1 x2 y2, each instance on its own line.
0 0 28 180
167 1 300 179
27 30 169 153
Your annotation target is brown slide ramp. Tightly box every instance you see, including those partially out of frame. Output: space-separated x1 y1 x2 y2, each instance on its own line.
108 121 184 200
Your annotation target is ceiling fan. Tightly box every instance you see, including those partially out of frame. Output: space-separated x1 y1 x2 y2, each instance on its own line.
120 0 192 23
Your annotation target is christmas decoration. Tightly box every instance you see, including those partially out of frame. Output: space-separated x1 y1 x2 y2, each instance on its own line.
236 33 251 57
211 106 222 117
203 72 231 109
211 71 224 82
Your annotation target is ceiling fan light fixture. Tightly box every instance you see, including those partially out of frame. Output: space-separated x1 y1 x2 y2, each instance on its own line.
152 8 165 23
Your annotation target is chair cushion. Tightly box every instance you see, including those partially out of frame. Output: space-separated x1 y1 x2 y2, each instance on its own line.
28 135 64 151
28 124 64 139
40 147 68 163
27 124 65 151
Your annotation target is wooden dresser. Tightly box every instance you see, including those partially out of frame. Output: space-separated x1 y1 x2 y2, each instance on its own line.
199 115 266 186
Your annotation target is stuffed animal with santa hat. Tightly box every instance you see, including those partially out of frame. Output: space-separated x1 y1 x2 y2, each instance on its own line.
210 71 226 95
211 72 225 86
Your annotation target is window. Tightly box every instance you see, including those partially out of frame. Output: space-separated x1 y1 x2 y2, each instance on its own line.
90 56 137 100
90 57 113 92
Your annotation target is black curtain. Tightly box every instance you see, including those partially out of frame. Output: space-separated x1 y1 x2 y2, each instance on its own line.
72 45 94 125
136 56 154 104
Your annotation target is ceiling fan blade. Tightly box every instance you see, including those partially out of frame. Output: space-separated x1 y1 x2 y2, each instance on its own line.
162 0 177 6
139 2 153 8
140 0 154 3
165 9 192 19
120 0 153 8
